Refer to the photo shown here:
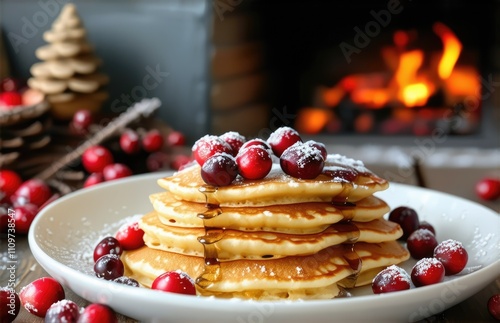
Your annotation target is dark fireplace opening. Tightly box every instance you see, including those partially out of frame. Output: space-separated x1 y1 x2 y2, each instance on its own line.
253 0 499 146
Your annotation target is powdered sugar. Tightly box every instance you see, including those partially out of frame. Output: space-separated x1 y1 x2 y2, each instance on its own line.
267 126 298 146
435 239 463 253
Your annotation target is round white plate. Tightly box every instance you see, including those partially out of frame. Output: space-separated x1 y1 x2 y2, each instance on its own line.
29 172 500 323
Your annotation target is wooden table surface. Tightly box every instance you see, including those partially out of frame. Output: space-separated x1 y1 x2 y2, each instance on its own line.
2 164 499 323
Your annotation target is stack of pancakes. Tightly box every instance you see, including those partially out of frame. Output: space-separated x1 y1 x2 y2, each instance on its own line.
122 154 409 300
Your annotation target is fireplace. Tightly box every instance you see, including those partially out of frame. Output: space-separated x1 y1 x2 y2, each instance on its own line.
252 0 499 147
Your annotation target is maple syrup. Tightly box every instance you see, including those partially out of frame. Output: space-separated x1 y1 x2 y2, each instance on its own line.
196 185 224 289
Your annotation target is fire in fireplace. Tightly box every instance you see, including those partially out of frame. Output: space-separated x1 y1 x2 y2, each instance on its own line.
255 0 498 146
295 22 481 136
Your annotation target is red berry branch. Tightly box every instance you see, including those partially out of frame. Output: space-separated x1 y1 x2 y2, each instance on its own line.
34 97 161 182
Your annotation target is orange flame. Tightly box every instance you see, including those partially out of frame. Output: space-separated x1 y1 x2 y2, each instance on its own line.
297 22 474 134
433 22 462 80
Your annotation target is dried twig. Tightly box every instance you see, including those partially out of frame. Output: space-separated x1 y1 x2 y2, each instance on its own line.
35 98 161 181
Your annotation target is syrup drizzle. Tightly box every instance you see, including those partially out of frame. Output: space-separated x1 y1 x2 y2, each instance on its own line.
331 182 362 289
196 185 224 289
195 176 364 295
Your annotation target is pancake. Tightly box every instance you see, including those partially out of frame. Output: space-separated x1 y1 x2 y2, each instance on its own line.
140 212 403 260
122 241 410 300
150 191 390 233
158 155 388 206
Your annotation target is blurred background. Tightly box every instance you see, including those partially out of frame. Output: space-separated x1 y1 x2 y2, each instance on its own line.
0 0 499 208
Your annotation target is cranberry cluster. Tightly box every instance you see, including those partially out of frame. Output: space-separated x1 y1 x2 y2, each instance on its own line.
0 277 118 322
0 171 58 235
92 221 145 283
75 112 190 188
0 77 43 109
373 206 469 293
192 127 328 187
91 222 196 296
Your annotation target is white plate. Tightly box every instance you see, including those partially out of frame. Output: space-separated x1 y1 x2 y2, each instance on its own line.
29 172 500 323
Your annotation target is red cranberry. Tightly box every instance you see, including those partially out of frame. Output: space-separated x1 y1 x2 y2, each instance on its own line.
119 129 141 154
77 303 118 323
406 228 438 259
200 153 238 187
418 221 436 235
94 254 124 280
93 236 123 262
411 258 445 287
433 239 468 275
0 170 22 203
152 271 196 295
475 178 500 201
45 299 80 323
70 109 93 133
240 138 271 152
167 130 186 147
113 276 140 287
388 206 420 240
83 173 104 188
82 146 114 173
192 135 233 166
219 131 246 155
19 277 65 317
11 179 51 207
142 129 164 152
267 126 302 157
304 140 327 160
0 92 22 107
280 142 325 179
324 166 359 182
0 287 20 323
115 221 145 250
236 146 272 180
170 154 193 171
488 294 500 320
371 265 411 294
13 203 39 234
102 163 132 181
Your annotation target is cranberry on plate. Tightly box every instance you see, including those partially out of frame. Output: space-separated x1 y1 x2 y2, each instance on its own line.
371 265 411 294
388 206 420 240
115 221 145 250
267 126 302 157
94 254 124 280
192 135 233 166
280 142 324 179
152 271 196 295
200 153 238 187
433 239 468 276
406 228 438 260
236 145 272 180
411 258 445 287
